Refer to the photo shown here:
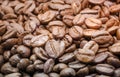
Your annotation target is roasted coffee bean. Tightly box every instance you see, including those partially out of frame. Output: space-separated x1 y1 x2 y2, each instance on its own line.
44 59 55 73
68 60 86 70
9 54 21 67
63 15 74 27
85 18 102 29
59 53 75 63
49 73 60 77
116 28 120 40
77 67 89 77
114 68 120 77
45 39 65 58
3 51 11 61
4 73 21 77
34 60 44 71
33 73 49 77
1 62 19 74
17 58 30 70
65 44 76 53
93 52 108 63
74 49 95 63
17 45 30 58
60 68 76 77
83 29 97 37
26 64 35 73
53 63 68 72
0 55 4 67
69 26 83 39
109 4 120 13
88 0 105 4
107 57 120 68
96 64 115 75
83 41 99 53
30 54 37 62
92 31 113 45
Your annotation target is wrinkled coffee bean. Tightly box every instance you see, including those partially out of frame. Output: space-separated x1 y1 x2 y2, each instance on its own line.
96 64 115 75
60 68 76 77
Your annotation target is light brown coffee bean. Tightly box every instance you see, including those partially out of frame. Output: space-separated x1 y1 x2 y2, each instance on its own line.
68 60 86 70
59 53 75 63
45 39 65 58
69 26 83 39
83 41 99 53
53 63 68 72
0 25 7 36
33 73 49 77
109 4 120 13
92 31 113 45
33 47 49 61
23 34 34 46
60 68 76 77
83 29 97 37
4 73 21 77
44 59 55 73
96 64 115 75
34 60 44 71
65 44 76 53
49 73 60 77
88 0 105 4
30 35 49 47
63 15 74 27
109 42 120 55
74 49 95 63
38 10 56 24
85 18 102 29
93 52 108 63
73 14 85 26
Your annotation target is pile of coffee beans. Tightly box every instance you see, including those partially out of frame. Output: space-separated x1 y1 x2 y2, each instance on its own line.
0 0 120 77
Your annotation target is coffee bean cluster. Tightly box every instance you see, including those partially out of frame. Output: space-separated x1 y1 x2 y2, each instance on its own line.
0 0 120 77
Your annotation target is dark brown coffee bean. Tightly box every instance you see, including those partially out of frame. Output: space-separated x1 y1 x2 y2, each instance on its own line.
44 59 55 73
114 68 120 77
26 64 35 73
17 58 30 70
77 67 89 77
96 64 115 75
3 51 11 61
53 63 68 72
107 57 120 68
74 49 95 63
0 55 4 67
60 68 76 77
30 54 37 62
45 39 65 58
17 45 30 58
93 52 108 63
9 54 21 67
34 60 44 71
1 62 19 74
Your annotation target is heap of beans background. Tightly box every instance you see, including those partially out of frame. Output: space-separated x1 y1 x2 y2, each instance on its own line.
0 0 120 77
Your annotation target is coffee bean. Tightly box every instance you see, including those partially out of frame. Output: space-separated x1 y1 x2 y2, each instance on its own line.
33 73 49 77
93 52 108 63
60 68 76 77
88 0 105 4
4 73 21 77
109 4 120 13
96 64 115 75
77 67 89 77
114 68 120 77
74 49 95 63
49 73 60 77
85 18 102 29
